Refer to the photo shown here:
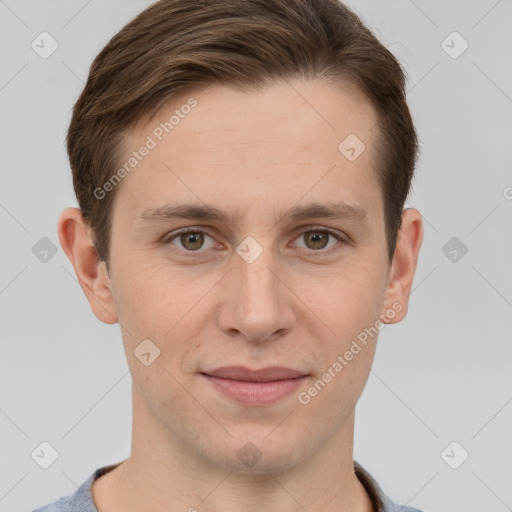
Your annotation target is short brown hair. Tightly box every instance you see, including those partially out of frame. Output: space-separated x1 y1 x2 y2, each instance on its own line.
67 0 418 264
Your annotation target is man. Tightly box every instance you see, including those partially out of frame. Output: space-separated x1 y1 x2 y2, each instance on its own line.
34 0 424 510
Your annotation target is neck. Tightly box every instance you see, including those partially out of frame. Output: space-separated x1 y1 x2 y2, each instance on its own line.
92 387 373 512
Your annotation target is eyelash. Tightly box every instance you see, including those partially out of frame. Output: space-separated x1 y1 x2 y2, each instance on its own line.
162 226 347 258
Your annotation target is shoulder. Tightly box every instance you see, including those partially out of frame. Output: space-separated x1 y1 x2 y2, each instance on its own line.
31 464 119 512
32 496 72 512
354 460 426 512
31 487 95 512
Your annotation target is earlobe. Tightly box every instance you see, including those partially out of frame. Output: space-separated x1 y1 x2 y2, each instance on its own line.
57 207 118 324
380 208 423 324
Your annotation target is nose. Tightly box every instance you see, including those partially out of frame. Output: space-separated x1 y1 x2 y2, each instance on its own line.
215 245 295 344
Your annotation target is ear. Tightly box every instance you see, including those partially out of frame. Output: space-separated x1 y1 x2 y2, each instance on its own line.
57 207 118 324
380 208 423 324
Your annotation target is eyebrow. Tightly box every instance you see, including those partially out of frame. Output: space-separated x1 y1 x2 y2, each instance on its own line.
139 201 368 227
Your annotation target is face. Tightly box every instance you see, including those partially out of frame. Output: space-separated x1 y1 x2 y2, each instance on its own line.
102 79 401 472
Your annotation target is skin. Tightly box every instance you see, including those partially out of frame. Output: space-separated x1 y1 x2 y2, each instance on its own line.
58 78 423 512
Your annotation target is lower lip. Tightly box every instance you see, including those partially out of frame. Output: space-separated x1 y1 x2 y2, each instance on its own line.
203 374 308 406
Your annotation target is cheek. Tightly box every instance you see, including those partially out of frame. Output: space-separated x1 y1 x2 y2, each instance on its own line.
111 263 184 346
299 274 381 421
302 258 385 402
112 263 215 367
309 258 386 337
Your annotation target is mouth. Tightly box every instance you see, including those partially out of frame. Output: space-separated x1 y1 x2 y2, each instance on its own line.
200 366 309 406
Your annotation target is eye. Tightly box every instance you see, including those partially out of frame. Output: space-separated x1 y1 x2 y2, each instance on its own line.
292 227 345 251
162 225 347 257
164 228 217 252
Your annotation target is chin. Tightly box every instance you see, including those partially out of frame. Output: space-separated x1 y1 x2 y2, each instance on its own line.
207 430 307 474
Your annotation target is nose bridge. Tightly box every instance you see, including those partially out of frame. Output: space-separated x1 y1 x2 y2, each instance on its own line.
217 238 294 342
236 238 282 310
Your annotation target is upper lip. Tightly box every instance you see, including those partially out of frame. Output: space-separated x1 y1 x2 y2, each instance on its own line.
202 366 308 382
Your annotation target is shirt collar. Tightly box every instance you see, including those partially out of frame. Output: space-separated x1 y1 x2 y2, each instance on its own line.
81 460 408 512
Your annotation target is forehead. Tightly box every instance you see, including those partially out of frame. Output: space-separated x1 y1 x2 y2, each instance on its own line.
115 78 382 225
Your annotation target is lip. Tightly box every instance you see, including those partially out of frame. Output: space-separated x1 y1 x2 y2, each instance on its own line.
203 366 307 382
201 366 309 406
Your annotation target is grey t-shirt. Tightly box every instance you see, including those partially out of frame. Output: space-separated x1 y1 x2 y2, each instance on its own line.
32 460 423 512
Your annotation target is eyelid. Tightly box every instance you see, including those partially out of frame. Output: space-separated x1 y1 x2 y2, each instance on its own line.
290 225 348 250
161 226 213 243
293 224 347 240
162 226 219 258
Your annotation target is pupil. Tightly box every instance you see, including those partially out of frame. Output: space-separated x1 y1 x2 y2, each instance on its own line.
181 232 203 250
306 232 328 249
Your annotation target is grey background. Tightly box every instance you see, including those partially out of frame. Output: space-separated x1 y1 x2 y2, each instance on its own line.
1 1 511 511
